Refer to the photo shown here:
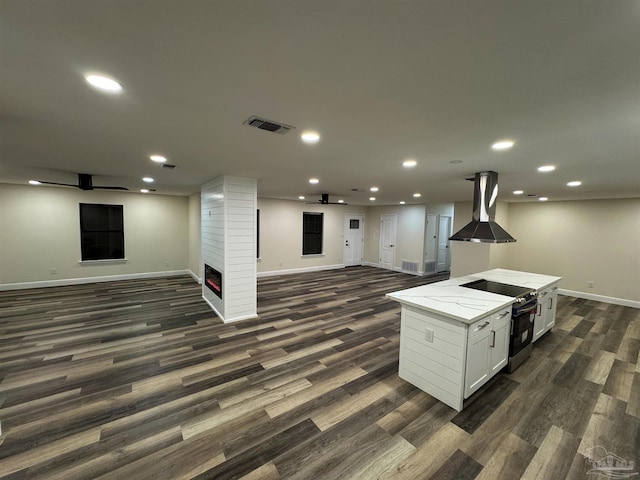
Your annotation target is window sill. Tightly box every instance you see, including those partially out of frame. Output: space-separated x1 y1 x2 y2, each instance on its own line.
79 258 128 265
301 254 324 258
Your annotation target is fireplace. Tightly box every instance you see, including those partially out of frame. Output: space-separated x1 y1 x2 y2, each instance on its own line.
204 264 222 299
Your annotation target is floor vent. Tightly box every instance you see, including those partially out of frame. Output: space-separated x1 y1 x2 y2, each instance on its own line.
244 116 294 135
402 261 419 272
424 261 436 275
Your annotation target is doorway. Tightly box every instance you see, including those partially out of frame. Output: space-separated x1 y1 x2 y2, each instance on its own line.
344 214 365 267
379 214 397 271
436 215 452 272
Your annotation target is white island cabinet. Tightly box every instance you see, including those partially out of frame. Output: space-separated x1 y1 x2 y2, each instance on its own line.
533 284 559 341
387 268 561 411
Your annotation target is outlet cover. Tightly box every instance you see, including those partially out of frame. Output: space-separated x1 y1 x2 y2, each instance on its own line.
425 328 434 343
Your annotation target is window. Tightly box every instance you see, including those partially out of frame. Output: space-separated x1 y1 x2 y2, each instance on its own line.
79 203 125 261
302 212 323 255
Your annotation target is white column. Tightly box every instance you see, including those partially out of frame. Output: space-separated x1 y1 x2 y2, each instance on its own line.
201 176 257 322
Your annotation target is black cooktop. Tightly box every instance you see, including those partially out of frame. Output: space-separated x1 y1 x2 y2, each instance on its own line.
461 279 533 298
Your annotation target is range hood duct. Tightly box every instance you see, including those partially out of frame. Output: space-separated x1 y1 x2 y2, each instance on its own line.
449 171 516 243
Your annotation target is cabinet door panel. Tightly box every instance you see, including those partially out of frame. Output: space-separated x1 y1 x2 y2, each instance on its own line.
464 329 491 398
490 315 510 374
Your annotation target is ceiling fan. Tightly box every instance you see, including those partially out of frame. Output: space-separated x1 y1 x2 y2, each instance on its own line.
306 193 348 205
37 173 129 191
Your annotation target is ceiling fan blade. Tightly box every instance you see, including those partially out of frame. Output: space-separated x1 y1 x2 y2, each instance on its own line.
37 181 79 187
93 186 129 190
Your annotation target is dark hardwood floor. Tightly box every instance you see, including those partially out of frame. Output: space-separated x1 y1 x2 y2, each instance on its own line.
0 267 638 479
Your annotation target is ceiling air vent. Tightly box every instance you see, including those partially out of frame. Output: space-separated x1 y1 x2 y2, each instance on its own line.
161 164 177 169
243 116 294 135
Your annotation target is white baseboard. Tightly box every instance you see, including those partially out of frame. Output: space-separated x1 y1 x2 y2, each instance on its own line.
393 266 424 277
559 289 640 309
189 270 202 284
0 270 195 291
201 294 258 323
257 263 345 278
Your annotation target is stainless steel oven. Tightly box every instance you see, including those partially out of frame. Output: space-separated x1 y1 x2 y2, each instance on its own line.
461 279 538 373
508 297 538 373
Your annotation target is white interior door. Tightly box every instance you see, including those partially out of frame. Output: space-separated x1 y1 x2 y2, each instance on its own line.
425 214 438 274
379 214 397 270
436 215 451 272
344 214 364 267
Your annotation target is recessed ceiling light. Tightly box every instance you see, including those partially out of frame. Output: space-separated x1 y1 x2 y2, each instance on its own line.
402 159 417 168
567 181 582 187
308 178 319 184
513 190 524 195
298 195 305 200
492 140 515 151
84 74 123 93
413 193 421 198
399 201 406 205
142 177 154 183
28 180 41 185
369 197 376 201
140 189 149 193
150 155 167 163
539 197 548 201
338 199 344 203
537 165 556 172
370 187 379 192
301 131 320 144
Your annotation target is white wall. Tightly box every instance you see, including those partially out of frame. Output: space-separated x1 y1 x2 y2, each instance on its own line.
489 201 511 269
364 205 426 270
0 183 189 285
504 198 640 302
257 198 367 274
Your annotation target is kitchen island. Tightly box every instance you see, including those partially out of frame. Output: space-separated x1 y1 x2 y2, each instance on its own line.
386 268 561 411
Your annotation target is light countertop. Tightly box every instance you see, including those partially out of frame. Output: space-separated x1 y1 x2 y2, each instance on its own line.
386 268 561 324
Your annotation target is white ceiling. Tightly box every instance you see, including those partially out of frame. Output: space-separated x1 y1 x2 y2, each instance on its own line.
1 0 639 205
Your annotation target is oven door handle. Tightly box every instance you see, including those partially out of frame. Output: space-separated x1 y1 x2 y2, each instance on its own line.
515 304 538 316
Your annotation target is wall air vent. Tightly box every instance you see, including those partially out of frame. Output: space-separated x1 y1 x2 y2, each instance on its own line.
243 116 294 135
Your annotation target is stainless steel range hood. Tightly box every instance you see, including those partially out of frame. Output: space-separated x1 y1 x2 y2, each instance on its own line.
449 171 516 243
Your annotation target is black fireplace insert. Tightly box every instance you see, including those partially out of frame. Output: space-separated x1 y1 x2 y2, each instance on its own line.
204 264 222 299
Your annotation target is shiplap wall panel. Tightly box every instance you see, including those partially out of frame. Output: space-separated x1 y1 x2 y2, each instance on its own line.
398 305 466 411
201 176 257 322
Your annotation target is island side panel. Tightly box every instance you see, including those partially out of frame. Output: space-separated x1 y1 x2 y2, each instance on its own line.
399 304 467 411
